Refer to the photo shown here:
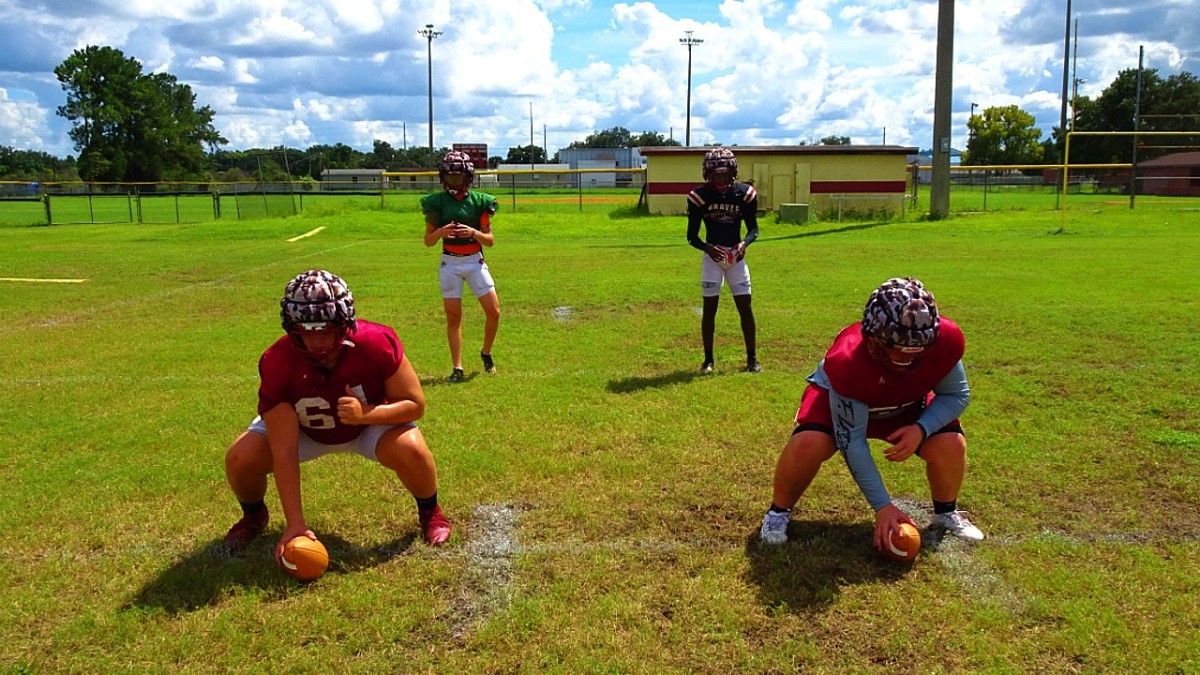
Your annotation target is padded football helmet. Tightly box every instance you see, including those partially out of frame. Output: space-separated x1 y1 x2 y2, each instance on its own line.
702 147 738 187
280 269 357 361
861 277 939 348
439 150 475 195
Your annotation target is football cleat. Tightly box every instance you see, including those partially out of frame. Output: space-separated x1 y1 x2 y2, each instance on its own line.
419 505 452 546
746 359 762 373
699 361 715 375
447 367 465 383
759 509 790 545
481 351 495 374
932 510 985 541
223 507 269 553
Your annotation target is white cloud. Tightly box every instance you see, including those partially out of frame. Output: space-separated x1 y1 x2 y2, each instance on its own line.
188 56 226 72
0 88 49 150
0 0 1193 158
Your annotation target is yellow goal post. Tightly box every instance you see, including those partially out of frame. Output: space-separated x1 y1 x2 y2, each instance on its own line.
1061 130 1199 228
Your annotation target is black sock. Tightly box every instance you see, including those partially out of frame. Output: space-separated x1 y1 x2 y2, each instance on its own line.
933 499 957 515
768 503 791 514
704 350 714 363
240 500 266 516
747 351 757 363
415 492 438 511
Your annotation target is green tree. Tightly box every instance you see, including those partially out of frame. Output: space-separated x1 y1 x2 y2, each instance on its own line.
565 127 680 149
505 145 548 164
629 131 681 147
0 146 78 181
820 136 851 145
1069 68 1200 163
567 127 633 148
365 140 398 170
54 45 226 181
964 105 1044 166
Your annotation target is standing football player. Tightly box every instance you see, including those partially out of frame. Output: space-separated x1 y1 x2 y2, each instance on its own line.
686 147 761 374
422 150 501 383
223 270 452 562
759 277 985 552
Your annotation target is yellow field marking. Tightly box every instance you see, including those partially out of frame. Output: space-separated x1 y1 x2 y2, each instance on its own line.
0 277 87 284
287 226 325 242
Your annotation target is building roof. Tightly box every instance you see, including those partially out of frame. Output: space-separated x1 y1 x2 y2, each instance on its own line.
321 168 385 175
1138 151 1200 167
638 145 918 156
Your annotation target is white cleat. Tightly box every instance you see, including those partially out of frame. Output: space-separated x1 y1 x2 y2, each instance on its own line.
933 510 985 541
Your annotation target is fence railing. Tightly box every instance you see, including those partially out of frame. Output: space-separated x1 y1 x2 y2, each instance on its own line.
2 157 1195 226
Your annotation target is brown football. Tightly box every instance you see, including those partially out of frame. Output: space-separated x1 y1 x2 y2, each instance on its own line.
281 536 329 581
882 523 921 562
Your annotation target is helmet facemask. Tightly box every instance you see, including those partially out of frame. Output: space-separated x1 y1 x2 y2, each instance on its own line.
707 167 736 192
439 151 475 198
702 148 738 192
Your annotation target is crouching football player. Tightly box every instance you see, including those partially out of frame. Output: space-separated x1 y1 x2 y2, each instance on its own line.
759 277 984 553
223 269 451 565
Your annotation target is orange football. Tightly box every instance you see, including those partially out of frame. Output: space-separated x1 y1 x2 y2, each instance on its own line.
281 536 329 581
882 522 921 562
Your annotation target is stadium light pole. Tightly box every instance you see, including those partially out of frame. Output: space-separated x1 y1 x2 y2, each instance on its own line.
680 31 703 147
419 24 442 166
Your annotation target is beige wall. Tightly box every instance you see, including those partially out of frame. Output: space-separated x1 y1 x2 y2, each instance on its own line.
642 147 915 217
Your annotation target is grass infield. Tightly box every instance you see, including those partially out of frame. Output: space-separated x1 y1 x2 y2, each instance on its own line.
1 202 1198 672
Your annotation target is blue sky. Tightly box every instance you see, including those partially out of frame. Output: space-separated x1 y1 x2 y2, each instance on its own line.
0 0 1195 159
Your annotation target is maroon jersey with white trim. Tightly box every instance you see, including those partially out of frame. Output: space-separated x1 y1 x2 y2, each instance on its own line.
822 319 965 412
257 320 405 444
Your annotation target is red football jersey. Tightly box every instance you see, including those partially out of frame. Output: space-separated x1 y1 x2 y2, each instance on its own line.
257 320 405 444
822 318 966 410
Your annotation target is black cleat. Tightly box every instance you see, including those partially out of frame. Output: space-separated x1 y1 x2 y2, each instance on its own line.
699 361 715 375
746 359 763 373
447 367 465 383
481 351 495 374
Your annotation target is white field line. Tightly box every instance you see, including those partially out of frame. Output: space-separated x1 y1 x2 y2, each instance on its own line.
0 240 376 336
893 496 1027 612
0 277 87 283
3 374 256 386
447 504 519 639
286 226 325 242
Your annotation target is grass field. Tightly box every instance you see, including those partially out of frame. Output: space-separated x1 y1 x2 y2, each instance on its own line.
1 201 1198 672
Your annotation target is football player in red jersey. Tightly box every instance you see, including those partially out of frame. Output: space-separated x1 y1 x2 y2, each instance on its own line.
422 150 501 383
759 278 984 552
686 147 761 374
223 270 451 564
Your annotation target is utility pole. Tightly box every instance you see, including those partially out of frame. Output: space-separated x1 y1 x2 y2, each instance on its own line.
1130 45 1144 208
1059 0 1072 154
929 0 954 218
680 31 703 147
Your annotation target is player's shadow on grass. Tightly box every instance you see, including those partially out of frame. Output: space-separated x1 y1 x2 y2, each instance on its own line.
766 221 894 241
606 369 701 393
420 372 479 387
743 520 913 614
124 531 417 615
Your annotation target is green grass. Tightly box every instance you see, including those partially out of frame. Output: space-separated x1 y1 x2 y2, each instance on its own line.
1 203 1198 672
